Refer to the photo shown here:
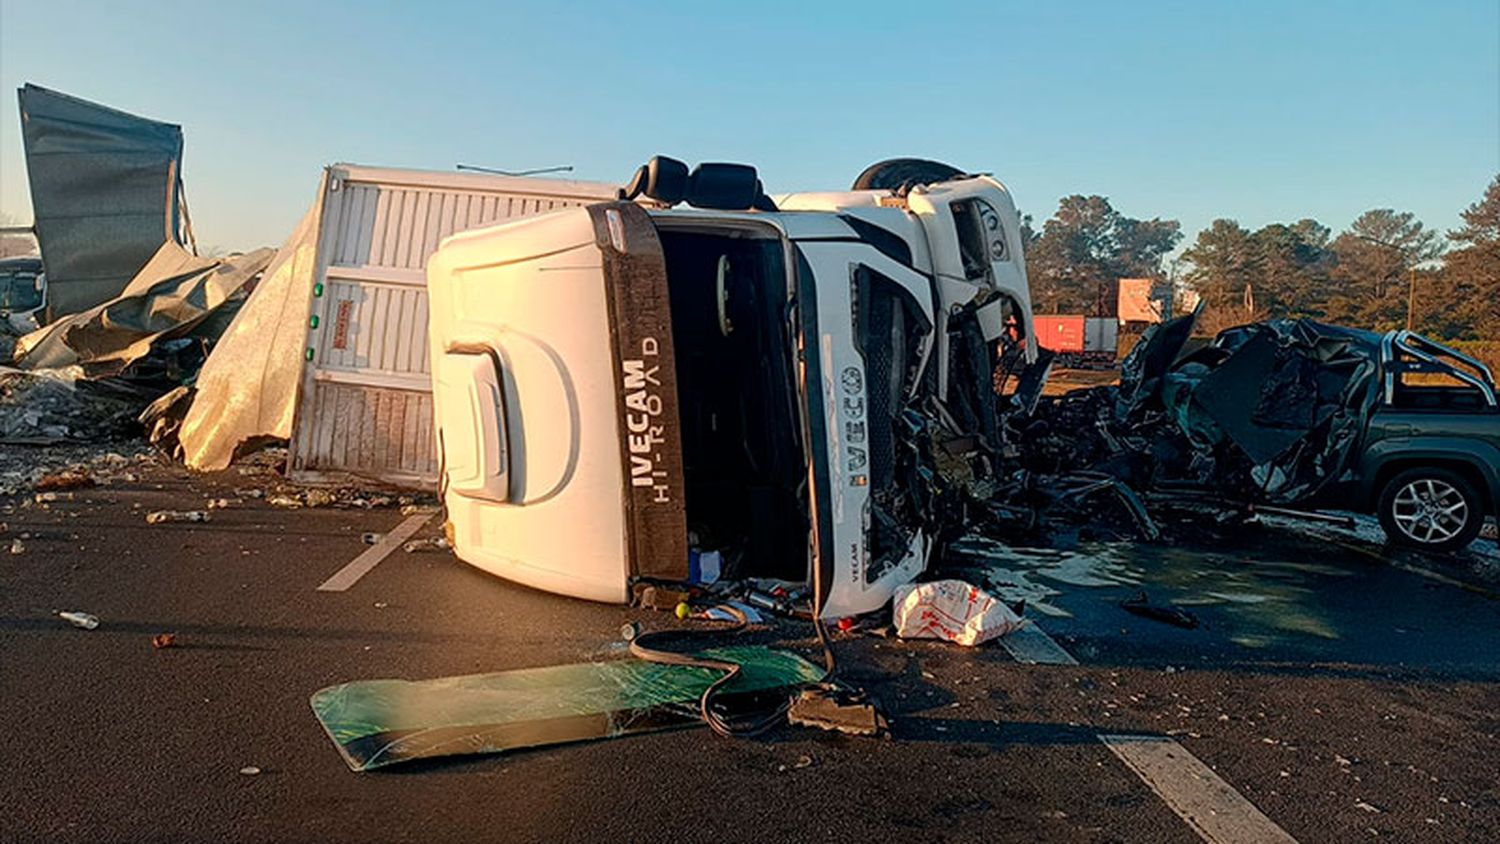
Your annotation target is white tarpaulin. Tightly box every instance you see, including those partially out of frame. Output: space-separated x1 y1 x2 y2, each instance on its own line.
176 186 325 470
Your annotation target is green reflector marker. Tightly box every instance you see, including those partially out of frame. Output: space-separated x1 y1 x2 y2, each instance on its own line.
314 283 324 297
305 348 315 361
310 315 320 328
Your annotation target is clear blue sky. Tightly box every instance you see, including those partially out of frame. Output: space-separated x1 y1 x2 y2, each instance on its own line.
2 0 1496 253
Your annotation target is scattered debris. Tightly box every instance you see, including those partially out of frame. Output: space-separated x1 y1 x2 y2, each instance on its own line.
238 766 261 777
778 754 815 772
58 611 99 630
698 602 764 623
619 621 641 642
1120 591 1200 629
361 532 383 545
633 583 692 612
892 580 1025 646
151 633 178 649
33 491 74 503
205 497 232 510
8 538 23 555
0 366 147 444
401 537 450 553
304 489 336 508
34 468 95 491
145 510 209 524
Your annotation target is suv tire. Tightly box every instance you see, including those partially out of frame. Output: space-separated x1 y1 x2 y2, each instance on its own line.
852 158 964 191
1377 467 1484 553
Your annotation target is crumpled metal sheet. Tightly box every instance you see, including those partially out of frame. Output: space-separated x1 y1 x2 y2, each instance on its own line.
1160 319 1383 503
18 83 187 319
309 647 824 771
12 241 273 376
176 197 324 471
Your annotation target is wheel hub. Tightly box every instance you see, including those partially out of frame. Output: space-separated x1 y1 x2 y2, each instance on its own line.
1391 479 1468 544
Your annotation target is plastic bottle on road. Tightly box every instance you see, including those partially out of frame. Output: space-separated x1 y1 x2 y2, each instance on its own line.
58 611 99 630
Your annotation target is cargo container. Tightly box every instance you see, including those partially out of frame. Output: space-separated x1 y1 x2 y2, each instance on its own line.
1033 314 1117 367
1034 315 1086 353
287 165 619 488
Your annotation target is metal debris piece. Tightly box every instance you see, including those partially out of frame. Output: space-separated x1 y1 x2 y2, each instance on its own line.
1120 591 1199 629
145 510 210 524
401 536 450 553
787 687 888 737
151 633 178 649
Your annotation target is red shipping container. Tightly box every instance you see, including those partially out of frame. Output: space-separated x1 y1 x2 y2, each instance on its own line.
1033 315 1086 353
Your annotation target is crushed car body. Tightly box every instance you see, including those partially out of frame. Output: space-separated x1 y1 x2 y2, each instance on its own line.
1027 313 1500 552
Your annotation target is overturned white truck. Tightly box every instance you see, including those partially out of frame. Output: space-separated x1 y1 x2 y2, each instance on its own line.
426 158 1037 619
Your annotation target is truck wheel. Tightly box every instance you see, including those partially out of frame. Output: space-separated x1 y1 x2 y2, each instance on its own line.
1377 467 1484 553
853 158 964 191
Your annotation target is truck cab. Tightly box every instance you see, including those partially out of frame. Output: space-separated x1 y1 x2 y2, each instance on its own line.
424 159 1035 618
0 256 46 339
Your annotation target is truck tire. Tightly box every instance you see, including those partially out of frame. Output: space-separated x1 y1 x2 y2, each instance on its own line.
1376 467 1484 553
853 158 964 191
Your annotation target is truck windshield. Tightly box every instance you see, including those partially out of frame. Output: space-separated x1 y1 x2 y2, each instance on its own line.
658 227 809 581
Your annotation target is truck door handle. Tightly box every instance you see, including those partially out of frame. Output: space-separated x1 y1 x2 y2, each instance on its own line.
1387 423 1412 437
438 343 511 503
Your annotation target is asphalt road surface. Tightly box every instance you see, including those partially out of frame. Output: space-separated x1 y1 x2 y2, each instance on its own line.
2 452 1497 843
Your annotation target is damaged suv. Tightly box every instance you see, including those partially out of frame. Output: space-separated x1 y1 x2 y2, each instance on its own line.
1108 317 1500 553
424 157 1036 619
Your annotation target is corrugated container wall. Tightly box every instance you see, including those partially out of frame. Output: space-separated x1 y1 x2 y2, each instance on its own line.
289 165 617 488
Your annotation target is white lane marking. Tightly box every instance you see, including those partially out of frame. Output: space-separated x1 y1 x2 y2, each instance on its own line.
1001 621 1299 843
1002 623 1079 665
1102 735 1298 844
316 514 432 592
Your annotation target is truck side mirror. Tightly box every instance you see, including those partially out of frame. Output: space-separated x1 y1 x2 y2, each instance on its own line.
685 162 760 210
619 155 689 205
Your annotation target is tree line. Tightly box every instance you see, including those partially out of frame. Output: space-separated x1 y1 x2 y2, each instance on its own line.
1022 173 1500 340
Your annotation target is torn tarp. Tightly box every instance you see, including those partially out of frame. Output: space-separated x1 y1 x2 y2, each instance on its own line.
18 84 188 319
172 197 324 470
12 241 273 376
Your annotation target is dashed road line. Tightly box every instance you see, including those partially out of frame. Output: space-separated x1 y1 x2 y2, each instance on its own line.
316 514 432 592
1004 619 1299 844
1101 735 1298 844
1000 622 1079 665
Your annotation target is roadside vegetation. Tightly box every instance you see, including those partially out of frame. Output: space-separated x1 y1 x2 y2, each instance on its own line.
1022 174 1500 356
